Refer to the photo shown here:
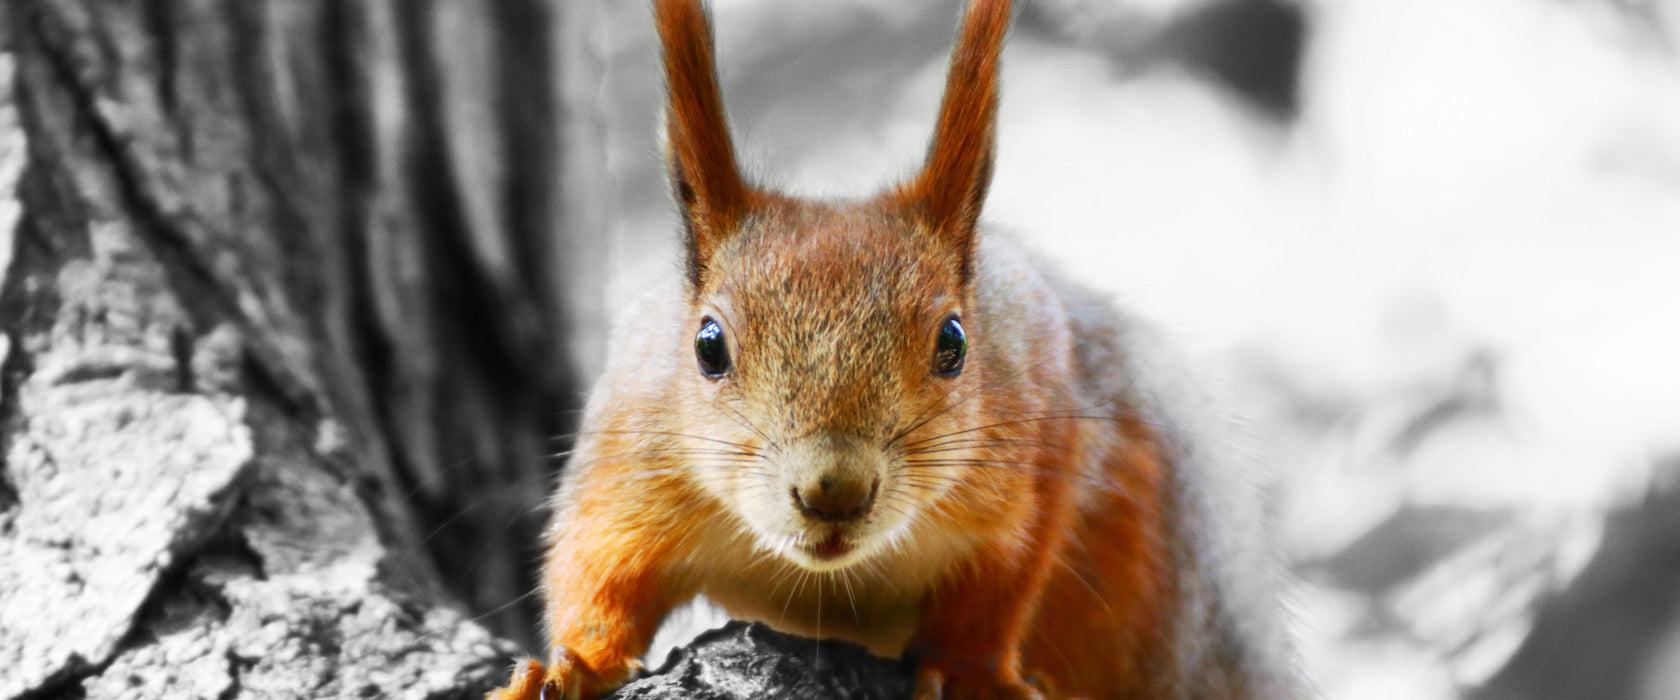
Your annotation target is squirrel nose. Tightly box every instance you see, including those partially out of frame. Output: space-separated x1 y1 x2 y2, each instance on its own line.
792 477 879 523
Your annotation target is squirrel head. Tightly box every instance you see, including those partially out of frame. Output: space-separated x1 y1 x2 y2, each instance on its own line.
653 0 1012 572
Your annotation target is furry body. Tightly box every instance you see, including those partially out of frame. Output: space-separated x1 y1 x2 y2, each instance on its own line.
486 1 1295 697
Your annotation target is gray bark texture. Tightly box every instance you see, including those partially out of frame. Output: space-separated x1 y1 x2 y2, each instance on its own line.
611 623 915 700
0 0 577 697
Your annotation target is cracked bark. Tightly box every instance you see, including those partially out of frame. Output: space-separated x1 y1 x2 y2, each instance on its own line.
0 0 587 697
609 622 916 700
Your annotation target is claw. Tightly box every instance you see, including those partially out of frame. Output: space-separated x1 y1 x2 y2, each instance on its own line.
914 668 945 700
485 658 547 700
913 666 1046 700
486 646 640 700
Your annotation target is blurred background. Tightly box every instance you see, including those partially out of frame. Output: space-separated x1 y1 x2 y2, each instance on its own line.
568 0 1680 697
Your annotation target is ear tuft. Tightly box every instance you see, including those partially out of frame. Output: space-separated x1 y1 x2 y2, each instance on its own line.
895 0 1011 262
655 0 752 287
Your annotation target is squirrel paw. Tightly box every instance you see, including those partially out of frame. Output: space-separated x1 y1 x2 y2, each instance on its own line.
484 657 546 700
483 648 642 700
914 667 1047 700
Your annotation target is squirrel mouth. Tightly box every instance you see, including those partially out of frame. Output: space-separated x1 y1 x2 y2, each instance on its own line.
802 531 853 561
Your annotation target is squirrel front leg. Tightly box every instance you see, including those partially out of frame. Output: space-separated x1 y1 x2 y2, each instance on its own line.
485 484 688 700
911 513 1069 700
913 553 1054 700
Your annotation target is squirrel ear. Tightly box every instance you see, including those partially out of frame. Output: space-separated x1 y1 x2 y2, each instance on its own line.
656 0 751 288
896 0 1010 261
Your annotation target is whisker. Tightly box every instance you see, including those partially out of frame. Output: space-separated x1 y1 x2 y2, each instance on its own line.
782 568 810 626
887 344 1072 447
840 569 860 625
901 458 1050 470
413 588 542 647
711 395 776 449
900 410 1183 450
907 435 1081 455
577 428 761 451
565 446 762 470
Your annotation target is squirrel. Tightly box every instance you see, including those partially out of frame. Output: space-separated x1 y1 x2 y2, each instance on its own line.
487 0 1299 698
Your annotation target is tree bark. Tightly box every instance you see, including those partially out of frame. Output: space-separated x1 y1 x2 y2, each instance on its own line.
0 0 590 697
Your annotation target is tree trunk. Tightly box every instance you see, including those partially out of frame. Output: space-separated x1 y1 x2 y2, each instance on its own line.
0 0 595 696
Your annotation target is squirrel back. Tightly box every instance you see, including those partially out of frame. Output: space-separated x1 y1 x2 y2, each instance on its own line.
487 1 1299 698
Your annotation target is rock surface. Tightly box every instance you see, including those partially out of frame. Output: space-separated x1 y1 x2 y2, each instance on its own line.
613 622 915 700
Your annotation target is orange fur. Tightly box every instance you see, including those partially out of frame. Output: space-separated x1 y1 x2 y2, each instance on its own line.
485 1 1295 699
1020 406 1174 696
655 0 758 286
893 0 1007 251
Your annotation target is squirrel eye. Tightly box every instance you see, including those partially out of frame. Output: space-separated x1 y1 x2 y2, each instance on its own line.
695 317 731 378
933 315 966 377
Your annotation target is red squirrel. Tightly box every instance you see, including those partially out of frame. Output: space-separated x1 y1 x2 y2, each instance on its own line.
487 0 1298 697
